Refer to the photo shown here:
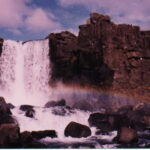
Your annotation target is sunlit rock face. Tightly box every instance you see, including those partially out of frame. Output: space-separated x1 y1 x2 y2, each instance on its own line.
47 13 150 101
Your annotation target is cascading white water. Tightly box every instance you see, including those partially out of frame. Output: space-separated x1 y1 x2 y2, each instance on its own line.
0 39 51 106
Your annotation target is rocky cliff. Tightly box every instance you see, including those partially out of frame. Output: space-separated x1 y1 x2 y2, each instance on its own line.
47 13 150 101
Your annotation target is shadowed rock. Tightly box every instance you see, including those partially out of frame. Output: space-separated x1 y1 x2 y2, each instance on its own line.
7 103 15 109
25 109 35 118
0 123 20 148
64 121 91 138
114 127 138 144
20 131 47 148
31 130 57 139
0 97 15 124
47 13 150 103
20 105 34 111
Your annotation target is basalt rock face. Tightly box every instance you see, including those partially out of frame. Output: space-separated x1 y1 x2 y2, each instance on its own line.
48 31 114 87
48 13 150 101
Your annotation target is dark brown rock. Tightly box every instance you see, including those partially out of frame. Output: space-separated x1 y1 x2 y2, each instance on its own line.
0 97 12 115
115 127 138 144
20 105 33 111
47 13 150 103
25 109 35 118
31 130 57 139
7 103 15 109
64 121 91 138
88 112 129 131
0 97 15 124
0 123 20 148
20 131 47 148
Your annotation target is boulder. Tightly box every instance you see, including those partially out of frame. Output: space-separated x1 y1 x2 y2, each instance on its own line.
7 103 15 109
25 109 35 118
64 121 91 138
31 130 57 139
20 131 47 148
0 97 12 115
88 112 130 131
0 123 20 148
88 113 109 130
45 99 66 108
0 97 15 124
20 105 34 111
115 127 138 144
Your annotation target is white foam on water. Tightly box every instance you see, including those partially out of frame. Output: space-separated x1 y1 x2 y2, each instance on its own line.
12 106 91 138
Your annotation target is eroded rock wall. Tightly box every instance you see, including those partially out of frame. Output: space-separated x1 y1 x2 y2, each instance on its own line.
48 13 150 101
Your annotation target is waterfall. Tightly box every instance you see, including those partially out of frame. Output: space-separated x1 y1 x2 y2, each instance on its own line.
0 39 51 106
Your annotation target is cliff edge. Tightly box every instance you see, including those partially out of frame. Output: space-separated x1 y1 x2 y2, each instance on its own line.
47 13 150 102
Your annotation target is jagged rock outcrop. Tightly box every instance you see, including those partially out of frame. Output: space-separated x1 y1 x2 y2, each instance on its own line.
48 30 114 87
47 13 150 101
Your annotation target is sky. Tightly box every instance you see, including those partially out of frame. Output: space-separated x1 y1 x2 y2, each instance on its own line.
0 0 149 41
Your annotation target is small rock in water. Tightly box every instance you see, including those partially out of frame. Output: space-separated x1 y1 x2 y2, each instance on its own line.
44 99 66 108
31 130 57 139
88 113 111 131
64 121 91 138
20 105 34 111
7 103 15 109
25 109 35 118
114 127 138 144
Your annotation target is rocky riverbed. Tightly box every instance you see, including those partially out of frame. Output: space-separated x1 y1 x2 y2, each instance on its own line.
1 96 150 148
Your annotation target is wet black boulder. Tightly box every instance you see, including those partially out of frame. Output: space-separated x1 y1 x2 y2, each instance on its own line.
0 123 20 148
25 109 35 118
0 97 15 124
20 131 47 148
31 130 57 139
64 121 91 138
19 105 34 111
88 112 128 131
114 127 138 144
